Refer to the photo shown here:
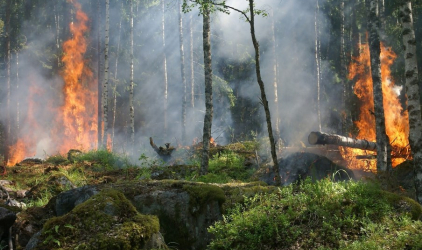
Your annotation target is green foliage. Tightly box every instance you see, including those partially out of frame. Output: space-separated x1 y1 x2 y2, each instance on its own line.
45 154 69 165
73 149 129 170
208 179 422 250
194 150 254 183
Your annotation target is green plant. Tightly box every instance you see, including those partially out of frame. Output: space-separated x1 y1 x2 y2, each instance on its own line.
73 150 128 170
208 178 422 250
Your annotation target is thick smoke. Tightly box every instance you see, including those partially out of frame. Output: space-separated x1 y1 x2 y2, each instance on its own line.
0 0 337 162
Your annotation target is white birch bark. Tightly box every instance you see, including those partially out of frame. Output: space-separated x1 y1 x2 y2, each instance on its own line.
399 1 422 204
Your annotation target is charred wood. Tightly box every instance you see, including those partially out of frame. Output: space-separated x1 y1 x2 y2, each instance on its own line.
149 137 175 161
308 131 377 151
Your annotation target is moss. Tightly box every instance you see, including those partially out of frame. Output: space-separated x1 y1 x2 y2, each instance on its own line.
182 183 226 215
220 183 277 212
36 189 161 250
382 190 422 220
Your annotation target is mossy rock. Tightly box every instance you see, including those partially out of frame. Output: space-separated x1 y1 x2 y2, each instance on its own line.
26 173 76 199
150 165 198 180
35 189 166 250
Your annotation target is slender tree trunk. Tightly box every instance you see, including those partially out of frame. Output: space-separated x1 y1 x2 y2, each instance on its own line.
162 0 169 135
367 0 392 172
340 0 349 134
15 51 19 136
200 4 213 175
179 0 187 144
97 0 103 149
102 0 110 148
248 0 281 185
270 9 280 143
111 2 123 152
190 13 195 108
314 0 322 132
5 0 11 162
399 0 422 204
54 2 60 69
129 0 135 154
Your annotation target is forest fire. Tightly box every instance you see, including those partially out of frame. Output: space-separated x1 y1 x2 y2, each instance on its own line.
7 0 96 166
341 42 411 171
54 0 97 153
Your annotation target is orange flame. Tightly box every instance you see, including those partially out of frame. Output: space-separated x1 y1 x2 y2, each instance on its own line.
54 0 97 154
342 42 410 170
7 0 97 165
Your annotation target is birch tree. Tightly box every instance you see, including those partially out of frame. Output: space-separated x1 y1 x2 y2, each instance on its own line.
111 2 123 151
367 0 392 172
314 0 322 132
5 0 11 162
102 0 110 148
270 8 280 142
399 0 422 204
179 0 187 144
129 0 135 154
162 0 169 135
189 12 195 108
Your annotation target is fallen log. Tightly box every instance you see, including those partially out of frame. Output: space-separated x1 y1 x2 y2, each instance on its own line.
308 131 377 151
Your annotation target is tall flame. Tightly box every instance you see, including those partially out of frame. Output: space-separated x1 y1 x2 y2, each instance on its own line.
55 0 97 153
7 0 97 166
342 42 410 170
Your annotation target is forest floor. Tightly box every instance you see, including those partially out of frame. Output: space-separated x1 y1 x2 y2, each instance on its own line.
0 141 422 249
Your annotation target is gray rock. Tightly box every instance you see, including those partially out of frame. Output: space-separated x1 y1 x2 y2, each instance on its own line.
25 231 41 250
0 207 16 242
6 198 26 208
55 185 98 216
259 152 355 186
132 183 223 250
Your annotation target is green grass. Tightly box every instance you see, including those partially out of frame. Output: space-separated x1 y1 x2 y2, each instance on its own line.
208 178 422 250
192 151 255 183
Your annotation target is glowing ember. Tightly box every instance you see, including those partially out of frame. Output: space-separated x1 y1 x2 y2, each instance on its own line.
342 42 411 171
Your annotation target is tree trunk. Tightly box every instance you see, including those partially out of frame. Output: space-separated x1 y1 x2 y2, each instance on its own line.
102 0 110 148
340 0 350 134
54 2 60 70
179 0 187 144
5 0 11 162
399 0 422 204
97 0 103 149
314 0 322 132
189 13 195 108
129 0 135 154
15 51 19 138
308 131 377 151
200 4 213 175
248 0 281 185
162 0 169 135
270 9 280 142
111 2 123 151
367 0 392 172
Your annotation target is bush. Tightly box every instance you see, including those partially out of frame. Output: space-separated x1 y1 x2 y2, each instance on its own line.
208 178 422 250
73 150 128 169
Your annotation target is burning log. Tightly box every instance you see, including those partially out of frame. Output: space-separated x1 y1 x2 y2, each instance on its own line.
308 131 377 151
149 137 175 160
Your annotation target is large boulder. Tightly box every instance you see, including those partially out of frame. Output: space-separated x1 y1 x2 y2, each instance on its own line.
257 152 355 186
33 189 166 250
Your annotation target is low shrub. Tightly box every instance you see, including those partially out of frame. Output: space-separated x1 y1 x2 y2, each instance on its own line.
208 178 422 250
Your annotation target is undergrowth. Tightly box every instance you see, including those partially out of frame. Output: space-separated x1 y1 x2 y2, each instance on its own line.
208 178 422 250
